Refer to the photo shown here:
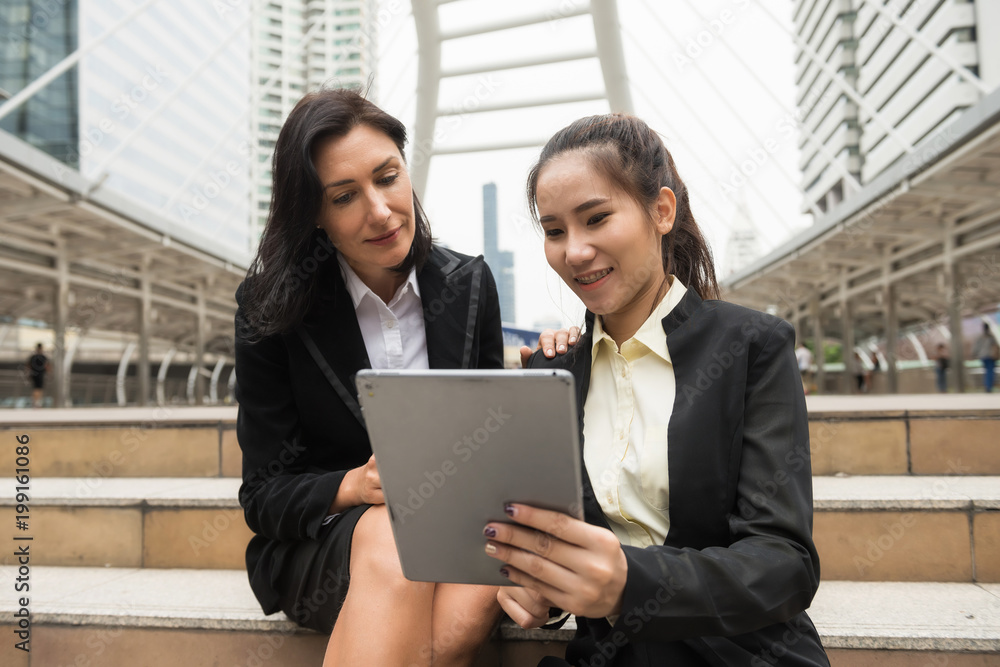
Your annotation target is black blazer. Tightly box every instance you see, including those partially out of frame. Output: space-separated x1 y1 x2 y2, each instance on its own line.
529 290 829 666
234 245 504 613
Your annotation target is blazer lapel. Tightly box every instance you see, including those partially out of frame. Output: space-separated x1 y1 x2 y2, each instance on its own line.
660 289 706 547
296 261 369 427
420 247 481 370
567 314 612 532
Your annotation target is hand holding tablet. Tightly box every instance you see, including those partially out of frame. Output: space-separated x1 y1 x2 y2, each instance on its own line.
356 369 583 587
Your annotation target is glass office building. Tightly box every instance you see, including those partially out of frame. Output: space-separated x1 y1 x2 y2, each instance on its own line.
1 0 252 255
0 0 79 167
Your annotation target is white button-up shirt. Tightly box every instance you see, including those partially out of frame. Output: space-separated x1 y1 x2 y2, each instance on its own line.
583 277 688 549
337 254 429 370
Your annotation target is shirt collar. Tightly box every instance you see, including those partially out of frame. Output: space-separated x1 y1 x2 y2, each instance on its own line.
591 276 688 363
337 252 421 311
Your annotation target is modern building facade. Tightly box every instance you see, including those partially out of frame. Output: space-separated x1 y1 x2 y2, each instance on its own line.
1 0 380 255
250 0 379 238
793 0 1000 216
482 182 516 323
0 0 79 166
1 0 254 254
80 0 252 253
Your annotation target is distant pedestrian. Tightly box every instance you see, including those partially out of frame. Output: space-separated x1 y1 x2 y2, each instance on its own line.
934 343 949 393
866 351 880 392
851 351 866 393
795 342 814 394
26 343 50 408
972 324 999 393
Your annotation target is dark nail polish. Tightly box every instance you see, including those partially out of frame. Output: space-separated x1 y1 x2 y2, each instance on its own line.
499 568 510 578
484 526 497 538
504 504 515 517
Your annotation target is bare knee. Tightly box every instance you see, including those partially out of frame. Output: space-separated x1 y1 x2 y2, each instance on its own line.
350 505 419 592
433 586 502 660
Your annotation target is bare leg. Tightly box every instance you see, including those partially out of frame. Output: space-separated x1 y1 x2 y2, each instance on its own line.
323 505 434 666
426 583 502 667
322 506 500 666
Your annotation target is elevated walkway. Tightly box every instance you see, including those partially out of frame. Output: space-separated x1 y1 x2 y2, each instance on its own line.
0 129 248 408
0 397 997 665
722 86 1000 395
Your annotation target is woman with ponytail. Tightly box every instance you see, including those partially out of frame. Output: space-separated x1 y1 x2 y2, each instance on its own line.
482 114 830 666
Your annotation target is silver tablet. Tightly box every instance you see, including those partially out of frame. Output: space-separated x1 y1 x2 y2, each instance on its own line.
355 368 583 586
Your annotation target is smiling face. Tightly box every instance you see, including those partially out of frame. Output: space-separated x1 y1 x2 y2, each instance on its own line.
536 152 676 342
313 123 415 296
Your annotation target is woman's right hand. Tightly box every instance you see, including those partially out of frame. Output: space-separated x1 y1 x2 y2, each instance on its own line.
351 454 384 505
331 455 384 513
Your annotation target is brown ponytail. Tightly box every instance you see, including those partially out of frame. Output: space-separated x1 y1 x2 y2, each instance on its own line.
527 113 720 301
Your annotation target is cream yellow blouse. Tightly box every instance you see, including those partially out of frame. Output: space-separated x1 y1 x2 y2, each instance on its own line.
583 277 688 548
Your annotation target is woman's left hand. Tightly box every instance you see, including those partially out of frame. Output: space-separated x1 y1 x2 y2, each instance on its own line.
484 503 627 620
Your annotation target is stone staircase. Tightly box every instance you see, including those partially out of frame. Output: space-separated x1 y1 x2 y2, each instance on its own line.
0 396 998 666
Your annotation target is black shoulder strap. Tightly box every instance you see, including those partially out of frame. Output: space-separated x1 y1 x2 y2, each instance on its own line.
294 326 365 428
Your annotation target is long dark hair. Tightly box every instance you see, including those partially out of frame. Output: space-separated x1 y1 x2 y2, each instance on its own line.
527 113 719 302
240 88 432 340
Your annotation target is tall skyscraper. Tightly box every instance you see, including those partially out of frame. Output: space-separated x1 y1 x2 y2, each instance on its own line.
482 182 516 323
792 0 1000 216
1 0 253 254
0 1 79 166
250 0 379 238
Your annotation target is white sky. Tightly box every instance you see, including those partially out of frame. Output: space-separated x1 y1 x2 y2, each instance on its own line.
376 0 810 329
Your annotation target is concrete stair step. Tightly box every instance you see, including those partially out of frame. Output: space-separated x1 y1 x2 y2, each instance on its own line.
0 478 248 569
2 395 998 478
1 477 998 582
0 567 997 666
805 395 999 476
1 407 240 478
508 580 1000 666
811 476 1000 583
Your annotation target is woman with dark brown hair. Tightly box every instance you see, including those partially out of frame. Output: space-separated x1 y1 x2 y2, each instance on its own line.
483 114 830 666
234 88 572 666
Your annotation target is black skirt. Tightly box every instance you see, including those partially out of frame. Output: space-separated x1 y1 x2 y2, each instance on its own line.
272 503 371 634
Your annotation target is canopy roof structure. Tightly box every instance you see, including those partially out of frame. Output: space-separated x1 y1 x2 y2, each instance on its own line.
0 131 249 405
723 87 1000 392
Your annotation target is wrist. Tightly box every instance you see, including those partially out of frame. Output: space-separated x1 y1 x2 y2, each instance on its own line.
607 549 628 617
330 468 360 514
